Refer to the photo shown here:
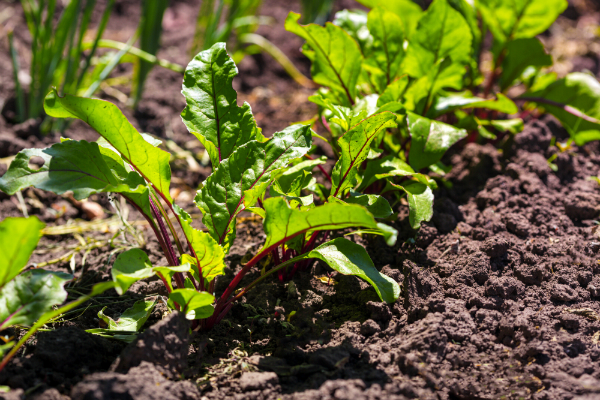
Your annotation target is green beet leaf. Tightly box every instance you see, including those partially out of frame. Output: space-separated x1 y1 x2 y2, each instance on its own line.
526 72 600 145
44 89 173 202
0 140 148 204
173 205 225 283
111 248 155 295
0 270 72 330
500 38 552 91
195 124 312 252
168 289 214 320
385 180 434 229
97 297 157 332
285 12 362 106
0 217 45 288
356 0 422 39
476 0 567 44
365 7 405 92
432 93 517 116
331 192 393 219
111 248 193 295
377 76 410 107
308 238 400 302
407 112 467 171
403 0 472 91
331 112 397 197
260 197 397 258
181 43 262 167
275 156 327 195
357 156 415 191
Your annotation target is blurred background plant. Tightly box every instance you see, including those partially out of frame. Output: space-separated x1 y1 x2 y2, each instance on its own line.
6 0 320 132
8 0 117 131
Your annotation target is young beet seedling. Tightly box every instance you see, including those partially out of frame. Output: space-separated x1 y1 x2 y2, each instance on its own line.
0 43 400 331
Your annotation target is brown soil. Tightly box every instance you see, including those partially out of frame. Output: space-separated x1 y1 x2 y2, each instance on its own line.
1 1 600 400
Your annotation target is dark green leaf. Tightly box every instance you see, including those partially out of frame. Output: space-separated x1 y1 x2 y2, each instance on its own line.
0 270 71 330
0 217 45 288
44 89 173 202
500 38 552 91
285 12 363 106
195 125 312 251
181 43 262 167
407 112 467 171
308 238 400 302
0 140 147 201
331 112 397 197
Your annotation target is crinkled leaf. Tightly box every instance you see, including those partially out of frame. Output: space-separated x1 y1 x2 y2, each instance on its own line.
365 7 405 92
331 193 393 219
433 93 517 116
357 155 415 191
259 197 397 259
195 125 312 252
356 0 423 38
526 72 600 145
168 289 214 320
0 140 148 203
308 238 400 302
173 205 225 283
407 112 467 171
0 270 71 330
331 112 397 197
500 38 552 91
476 0 567 44
0 217 45 288
403 0 472 90
285 12 362 106
44 89 173 202
181 43 262 167
97 297 157 332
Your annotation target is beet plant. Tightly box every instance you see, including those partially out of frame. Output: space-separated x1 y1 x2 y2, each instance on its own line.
286 0 600 212
0 43 401 331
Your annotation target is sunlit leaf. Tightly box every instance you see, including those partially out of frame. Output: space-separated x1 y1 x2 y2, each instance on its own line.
181 43 262 167
308 238 400 302
0 217 45 288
